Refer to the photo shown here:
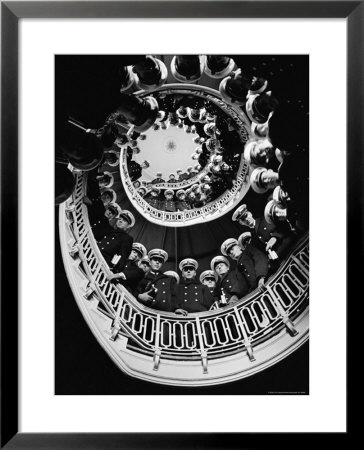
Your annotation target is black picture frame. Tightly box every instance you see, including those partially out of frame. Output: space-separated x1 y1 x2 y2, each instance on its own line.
1 1 357 448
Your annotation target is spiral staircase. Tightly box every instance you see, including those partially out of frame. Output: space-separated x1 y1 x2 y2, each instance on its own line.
57 55 309 386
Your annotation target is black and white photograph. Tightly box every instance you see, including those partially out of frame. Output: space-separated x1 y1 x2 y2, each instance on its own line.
55 54 309 394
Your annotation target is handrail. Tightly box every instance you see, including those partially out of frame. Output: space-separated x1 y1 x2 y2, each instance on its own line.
61 171 309 363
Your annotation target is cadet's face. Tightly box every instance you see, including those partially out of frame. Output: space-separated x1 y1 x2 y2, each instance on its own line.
166 194 173 199
203 278 216 288
182 267 196 280
105 208 117 219
215 263 229 277
105 154 117 164
253 145 270 165
139 260 150 273
129 250 139 261
101 194 112 204
150 257 163 271
116 217 129 230
274 207 287 221
239 211 255 228
228 245 242 260
262 170 279 187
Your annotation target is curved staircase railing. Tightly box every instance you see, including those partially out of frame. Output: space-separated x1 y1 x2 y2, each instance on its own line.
59 171 309 386
121 150 251 226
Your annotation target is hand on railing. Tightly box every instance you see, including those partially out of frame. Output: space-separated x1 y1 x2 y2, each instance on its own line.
258 277 267 293
107 271 126 281
175 308 188 316
82 195 93 206
228 295 239 305
265 237 277 252
138 290 154 303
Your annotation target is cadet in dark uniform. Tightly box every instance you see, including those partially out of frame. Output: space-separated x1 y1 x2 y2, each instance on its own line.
250 167 280 194
243 138 274 168
161 189 176 212
175 259 214 315
185 166 194 180
175 190 191 211
151 172 165 184
264 199 297 233
175 169 184 182
144 187 161 209
136 249 178 312
108 242 147 297
232 203 293 261
211 255 249 306
178 168 190 181
199 270 218 295
168 173 177 184
83 169 110 222
91 203 119 242
127 159 150 182
96 171 114 189
98 210 135 272
138 255 150 275
221 237 269 293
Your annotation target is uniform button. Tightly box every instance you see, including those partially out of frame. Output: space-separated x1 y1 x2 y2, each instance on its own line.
195 287 197 290
163 291 166 294
112 237 115 240
162 283 165 285
163 300 165 303
195 299 198 302
184 300 187 302
107 242 109 244
263 227 267 230
247 274 250 277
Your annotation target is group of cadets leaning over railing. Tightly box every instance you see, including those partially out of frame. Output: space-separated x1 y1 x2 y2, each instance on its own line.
83 164 300 316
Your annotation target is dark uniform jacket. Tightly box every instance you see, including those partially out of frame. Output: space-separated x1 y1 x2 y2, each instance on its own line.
176 279 214 313
145 195 160 209
136 271 178 312
116 259 145 296
85 169 106 222
160 199 177 212
151 177 165 185
91 215 112 242
250 217 293 259
97 228 133 272
214 269 249 302
127 160 142 182
176 200 191 211
178 173 189 181
236 243 269 292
